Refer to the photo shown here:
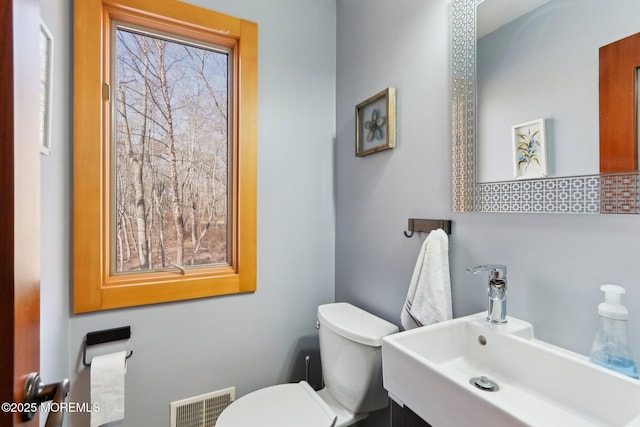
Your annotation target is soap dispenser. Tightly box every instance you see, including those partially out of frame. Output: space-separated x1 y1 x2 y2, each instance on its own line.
589 284 639 379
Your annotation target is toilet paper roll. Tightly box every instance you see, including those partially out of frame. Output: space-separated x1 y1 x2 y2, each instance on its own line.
90 351 127 427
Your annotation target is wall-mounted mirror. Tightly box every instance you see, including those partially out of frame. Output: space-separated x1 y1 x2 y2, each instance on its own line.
451 0 640 214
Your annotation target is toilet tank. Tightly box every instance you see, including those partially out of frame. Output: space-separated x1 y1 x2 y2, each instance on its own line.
317 303 399 414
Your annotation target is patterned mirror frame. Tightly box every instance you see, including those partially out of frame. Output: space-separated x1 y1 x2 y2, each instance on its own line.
450 0 638 214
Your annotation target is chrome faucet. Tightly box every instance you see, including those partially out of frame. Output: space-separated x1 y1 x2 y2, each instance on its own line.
466 265 507 323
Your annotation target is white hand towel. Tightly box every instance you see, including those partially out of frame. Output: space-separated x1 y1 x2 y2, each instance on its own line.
90 351 127 427
401 228 452 330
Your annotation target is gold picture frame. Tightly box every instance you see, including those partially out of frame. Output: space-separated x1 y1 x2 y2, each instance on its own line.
355 87 396 157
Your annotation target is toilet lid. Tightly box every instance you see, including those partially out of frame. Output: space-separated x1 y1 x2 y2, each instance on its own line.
216 381 337 427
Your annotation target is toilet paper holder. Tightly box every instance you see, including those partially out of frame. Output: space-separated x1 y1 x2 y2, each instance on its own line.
82 326 134 367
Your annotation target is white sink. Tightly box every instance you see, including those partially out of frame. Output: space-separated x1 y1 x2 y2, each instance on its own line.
382 312 640 427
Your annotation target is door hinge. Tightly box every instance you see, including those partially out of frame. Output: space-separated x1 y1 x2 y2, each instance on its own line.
103 83 111 102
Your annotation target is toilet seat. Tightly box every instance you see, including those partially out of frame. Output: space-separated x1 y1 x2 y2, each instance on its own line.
216 381 337 427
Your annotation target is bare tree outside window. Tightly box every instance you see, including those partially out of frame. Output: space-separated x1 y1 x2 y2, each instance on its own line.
113 26 230 273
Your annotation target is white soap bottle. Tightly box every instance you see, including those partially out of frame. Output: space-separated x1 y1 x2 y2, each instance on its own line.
589 284 639 379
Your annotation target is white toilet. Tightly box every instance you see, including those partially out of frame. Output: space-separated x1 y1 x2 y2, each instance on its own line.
216 302 399 427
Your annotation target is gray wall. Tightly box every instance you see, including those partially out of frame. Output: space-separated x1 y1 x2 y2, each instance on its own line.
38 0 640 426
335 2 451 423
41 0 336 425
335 0 640 392
335 0 451 323
40 0 71 425
336 0 451 322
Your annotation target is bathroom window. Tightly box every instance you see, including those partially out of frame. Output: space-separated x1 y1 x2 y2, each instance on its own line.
113 25 231 273
74 0 257 312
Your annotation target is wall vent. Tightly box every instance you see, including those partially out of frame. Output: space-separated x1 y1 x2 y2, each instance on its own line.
170 387 235 427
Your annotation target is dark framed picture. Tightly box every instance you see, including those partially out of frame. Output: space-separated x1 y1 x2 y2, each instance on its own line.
355 87 396 157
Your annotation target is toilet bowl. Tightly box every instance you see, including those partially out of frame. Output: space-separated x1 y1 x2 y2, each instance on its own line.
216 303 398 427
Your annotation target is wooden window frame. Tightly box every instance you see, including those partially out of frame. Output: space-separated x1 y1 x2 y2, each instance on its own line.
74 0 257 313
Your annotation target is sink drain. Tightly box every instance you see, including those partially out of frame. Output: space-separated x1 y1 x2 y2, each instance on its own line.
470 376 499 392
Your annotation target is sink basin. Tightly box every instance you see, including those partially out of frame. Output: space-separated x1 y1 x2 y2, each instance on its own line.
382 312 640 427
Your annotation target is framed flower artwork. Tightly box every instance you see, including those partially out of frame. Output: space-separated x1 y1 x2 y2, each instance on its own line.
512 118 547 179
355 87 396 157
